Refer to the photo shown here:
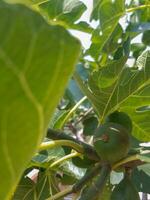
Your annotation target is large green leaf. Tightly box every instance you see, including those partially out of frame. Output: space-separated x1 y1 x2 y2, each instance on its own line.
38 0 87 29
132 167 150 193
75 51 150 141
0 2 80 199
5 0 48 5
5 0 91 33
31 146 66 168
88 0 125 60
13 170 60 200
31 147 85 180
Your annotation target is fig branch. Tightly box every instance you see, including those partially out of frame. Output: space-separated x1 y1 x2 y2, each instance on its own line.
126 4 150 13
45 149 149 200
39 140 84 153
50 152 81 168
112 150 150 170
47 128 100 161
79 164 111 200
47 163 102 200
60 96 87 128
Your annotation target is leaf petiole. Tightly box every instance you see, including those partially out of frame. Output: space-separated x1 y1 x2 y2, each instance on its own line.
126 4 150 13
60 96 87 128
50 152 81 168
39 140 84 154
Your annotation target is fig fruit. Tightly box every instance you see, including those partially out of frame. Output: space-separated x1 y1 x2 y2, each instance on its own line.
110 175 140 200
105 111 132 134
93 122 130 164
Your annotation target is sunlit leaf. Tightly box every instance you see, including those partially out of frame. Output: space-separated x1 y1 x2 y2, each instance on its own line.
0 2 80 199
75 51 150 141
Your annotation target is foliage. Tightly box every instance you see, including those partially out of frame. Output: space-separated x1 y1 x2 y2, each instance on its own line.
0 0 150 199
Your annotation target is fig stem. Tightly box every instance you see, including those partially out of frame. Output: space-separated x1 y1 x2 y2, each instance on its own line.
59 96 87 128
126 4 150 13
39 140 84 154
47 128 100 161
72 163 101 193
46 163 101 200
112 150 150 170
79 164 111 200
46 186 72 200
50 152 81 168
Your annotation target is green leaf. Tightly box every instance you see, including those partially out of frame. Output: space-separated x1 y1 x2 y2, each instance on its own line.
138 163 150 176
88 0 125 60
90 0 100 21
83 116 98 136
75 51 150 141
131 43 146 59
49 109 69 129
132 167 150 193
72 21 94 33
6 0 91 33
5 0 48 5
90 57 127 88
137 153 150 163
102 24 123 54
0 2 80 199
31 147 85 181
13 175 35 199
127 22 150 33
98 0 125 29
142 30 150 46
38 0 87 28
13 170 60 199
5 0 33 5
61 160 86 180
31 146 66 168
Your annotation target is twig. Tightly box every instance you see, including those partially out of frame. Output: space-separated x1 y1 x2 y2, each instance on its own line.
73 163 101 193
47 186 72 200
126 4 150 13
75 107 93 125
50 152 81 168
47 163 101 200
39 140 84 154
59 96 87 128
112 150 150 170
47 128 100 161
79 164 111 200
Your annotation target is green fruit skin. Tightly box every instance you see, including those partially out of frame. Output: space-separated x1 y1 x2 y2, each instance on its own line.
105 111 132 134
110 176 140 200
93 122 130 164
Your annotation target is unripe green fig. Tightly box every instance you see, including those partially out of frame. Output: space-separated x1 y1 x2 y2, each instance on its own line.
105 111 132 134
110 175 140 200
93 122 130 164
